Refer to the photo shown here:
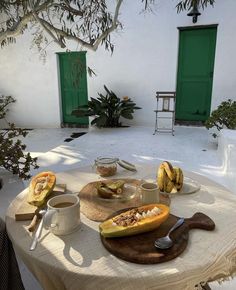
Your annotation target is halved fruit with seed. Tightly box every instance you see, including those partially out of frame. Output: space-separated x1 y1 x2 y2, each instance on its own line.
28 171 56 206
99 204 170 238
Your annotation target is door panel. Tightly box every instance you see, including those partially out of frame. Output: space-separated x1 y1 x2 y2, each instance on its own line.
178 81 209 120
58 52 89 125
176 27 217 121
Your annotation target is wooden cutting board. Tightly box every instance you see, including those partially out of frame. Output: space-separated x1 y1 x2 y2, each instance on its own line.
100 211 215 264
15 184 66 221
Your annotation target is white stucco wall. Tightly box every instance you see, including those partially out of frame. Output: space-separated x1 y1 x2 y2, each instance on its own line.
0 0 236 128
218 129 236 194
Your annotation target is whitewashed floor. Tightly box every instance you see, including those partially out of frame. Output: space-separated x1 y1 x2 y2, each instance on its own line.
1 126 235 290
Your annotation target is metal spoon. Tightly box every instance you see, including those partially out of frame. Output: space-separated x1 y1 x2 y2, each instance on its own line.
29 210 47 251
154 218 185 249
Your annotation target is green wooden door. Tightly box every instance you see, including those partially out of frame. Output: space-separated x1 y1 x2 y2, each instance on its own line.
57 51 89 126
176 27 217 121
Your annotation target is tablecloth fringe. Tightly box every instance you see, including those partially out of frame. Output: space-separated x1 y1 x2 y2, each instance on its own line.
195 262 236 289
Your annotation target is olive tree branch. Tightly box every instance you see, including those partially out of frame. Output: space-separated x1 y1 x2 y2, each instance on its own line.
0 0 53 44
29 0 66 47
92 0 123 51
37 0 123 51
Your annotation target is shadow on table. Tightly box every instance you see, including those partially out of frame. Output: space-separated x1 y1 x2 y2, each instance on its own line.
170 188 215 208
58 222 109 268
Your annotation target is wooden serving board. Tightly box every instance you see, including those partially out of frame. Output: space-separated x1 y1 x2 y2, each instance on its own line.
15 184 66 221
79 179 170 222
101 211 215 264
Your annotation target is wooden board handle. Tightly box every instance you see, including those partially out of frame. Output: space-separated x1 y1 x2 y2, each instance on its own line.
185 212 215 231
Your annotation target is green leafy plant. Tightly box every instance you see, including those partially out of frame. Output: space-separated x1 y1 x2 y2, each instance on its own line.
0 96 39 179
205 99 236 137
72 85 141 128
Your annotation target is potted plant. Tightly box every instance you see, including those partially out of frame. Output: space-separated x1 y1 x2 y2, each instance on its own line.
0 95 38 183
205 99 236 138
72 85 141 128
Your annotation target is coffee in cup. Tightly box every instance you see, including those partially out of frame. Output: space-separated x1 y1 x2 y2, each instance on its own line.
44 194 80 235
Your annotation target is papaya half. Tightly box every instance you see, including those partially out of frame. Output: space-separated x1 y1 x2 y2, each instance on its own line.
27 171 56 207
99 204 170 238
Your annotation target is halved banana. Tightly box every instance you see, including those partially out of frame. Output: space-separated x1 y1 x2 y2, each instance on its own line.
157 162 184 193
174 167 180 184
162 161 176 181
157 166 166 192
174 167 184 191
164 179 175 193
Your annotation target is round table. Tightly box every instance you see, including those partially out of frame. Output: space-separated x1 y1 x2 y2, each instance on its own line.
6 165 236 290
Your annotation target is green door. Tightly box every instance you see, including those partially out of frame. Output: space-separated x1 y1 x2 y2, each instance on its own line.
176 27 217 121
57 51 89 126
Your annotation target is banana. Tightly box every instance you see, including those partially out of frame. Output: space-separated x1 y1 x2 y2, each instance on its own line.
162 161 175 181
97 186 114 198
174 167 180 184
97 180 126 198
157 162 184 193
164 179 175 193
174 167 184 191
106 180 125 192
157 166 166 192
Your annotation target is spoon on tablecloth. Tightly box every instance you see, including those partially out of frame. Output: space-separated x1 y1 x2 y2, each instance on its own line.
29 210 47 251
154 218 185 249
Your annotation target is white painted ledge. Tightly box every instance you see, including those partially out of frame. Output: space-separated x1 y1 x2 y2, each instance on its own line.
218 129 236 194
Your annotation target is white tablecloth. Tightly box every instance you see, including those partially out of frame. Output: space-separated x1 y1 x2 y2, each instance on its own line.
6 165 236 290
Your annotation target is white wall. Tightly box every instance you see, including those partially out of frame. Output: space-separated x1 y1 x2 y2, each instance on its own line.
0 0 236 128
218 129 236 194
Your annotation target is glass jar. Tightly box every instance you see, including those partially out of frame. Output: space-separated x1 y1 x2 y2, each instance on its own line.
94 157 118 177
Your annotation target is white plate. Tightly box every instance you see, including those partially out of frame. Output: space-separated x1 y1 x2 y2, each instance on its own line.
96 183 137 202
161 177 201 195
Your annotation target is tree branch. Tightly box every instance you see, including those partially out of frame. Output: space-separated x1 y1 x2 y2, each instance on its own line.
29 0 66 48
40 18 90 48
35 0 123 52
0 0 53 44
0 13 32 43
92 0 123 51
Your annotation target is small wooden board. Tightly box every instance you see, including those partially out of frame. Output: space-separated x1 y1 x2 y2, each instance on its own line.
79 179 170 222
101 211 215 264
15 184 66 221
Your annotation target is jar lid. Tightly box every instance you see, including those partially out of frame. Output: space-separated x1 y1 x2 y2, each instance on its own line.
117 160 137 172
95 157 119 164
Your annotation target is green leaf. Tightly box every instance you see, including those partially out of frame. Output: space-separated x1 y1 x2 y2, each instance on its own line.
121 112 133 119
205 99 236 131
72 85 141 127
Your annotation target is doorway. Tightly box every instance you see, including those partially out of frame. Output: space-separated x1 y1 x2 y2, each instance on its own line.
57 51 89 127
175 26 217 122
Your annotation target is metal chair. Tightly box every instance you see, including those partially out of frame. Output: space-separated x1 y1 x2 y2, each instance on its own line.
153 91 176 136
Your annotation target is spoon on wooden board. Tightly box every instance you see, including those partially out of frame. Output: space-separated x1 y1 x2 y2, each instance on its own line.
154 218 185 249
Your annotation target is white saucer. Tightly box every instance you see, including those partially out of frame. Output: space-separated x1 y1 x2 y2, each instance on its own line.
161 177 201 195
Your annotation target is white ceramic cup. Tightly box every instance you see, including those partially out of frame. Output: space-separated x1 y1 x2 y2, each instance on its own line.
140 182 160 204
44 194 80 236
